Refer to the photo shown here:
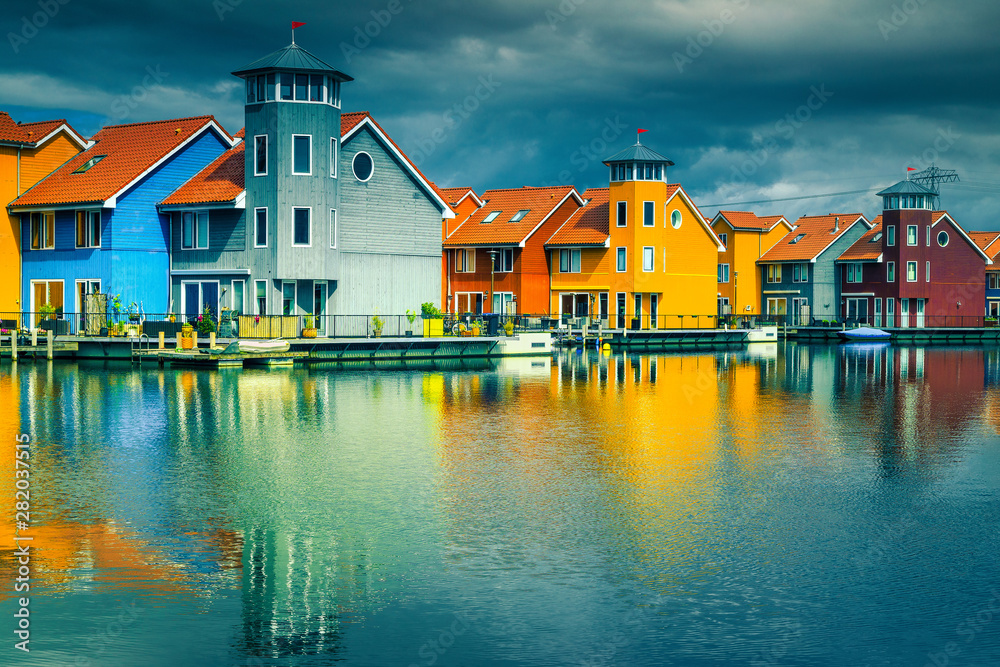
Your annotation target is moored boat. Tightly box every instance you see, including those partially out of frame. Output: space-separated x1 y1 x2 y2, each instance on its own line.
238 339 290 353
837 327 891 341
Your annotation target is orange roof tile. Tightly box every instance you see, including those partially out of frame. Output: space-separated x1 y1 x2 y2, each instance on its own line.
838 222 884 262
0 111 86 147
444 186 581 247
967 230 1000 255
234 127 245 139
759 213 870 263
439 187 483 207
161 142 245 206
546 187 610 246
12 115 230 208
715 210 788 231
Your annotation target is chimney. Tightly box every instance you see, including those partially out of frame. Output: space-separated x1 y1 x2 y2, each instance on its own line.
832 216 840 234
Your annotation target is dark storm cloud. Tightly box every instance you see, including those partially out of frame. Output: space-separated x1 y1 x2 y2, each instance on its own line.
2 0 999 225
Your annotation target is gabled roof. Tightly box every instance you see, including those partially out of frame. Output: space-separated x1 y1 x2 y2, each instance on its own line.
439 187 484 208
602 142 674 166
444 186 584 247
876 179 936 196
665 184 725 250
160 142 245 208
713 210 792 232
968 231 1000 255
0 111 89 149
232 42 353 81
341 111 453 219
932 211 992 264
11 116 232 209
546 187 610 247
759 213 870 263
838 222 884 262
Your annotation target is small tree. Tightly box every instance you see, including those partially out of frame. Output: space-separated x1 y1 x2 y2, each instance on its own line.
421 302 443 319
196 306 217 335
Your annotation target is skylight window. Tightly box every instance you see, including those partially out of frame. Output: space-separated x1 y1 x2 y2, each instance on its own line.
73 155 106 173
509 209 530 222
482 211 501 223
870 232 883 243
789 233 806 244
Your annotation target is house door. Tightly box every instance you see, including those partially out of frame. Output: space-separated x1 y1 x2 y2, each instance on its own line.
31 280 64 326
887 298 895 327
792 297 809 326
899 298 909 328
649 294 658 329
574 294 589 317
916 298 925 328
616 293 626 329
76 279 100 334
314 281 328 335
560 294 574 323
183 281 220 321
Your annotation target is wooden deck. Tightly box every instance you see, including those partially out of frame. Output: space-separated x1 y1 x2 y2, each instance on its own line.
136 349 309 368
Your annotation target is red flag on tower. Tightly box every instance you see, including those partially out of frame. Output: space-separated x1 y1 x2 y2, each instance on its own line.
637 129 648 133
292 21 307 29
907 167 916 171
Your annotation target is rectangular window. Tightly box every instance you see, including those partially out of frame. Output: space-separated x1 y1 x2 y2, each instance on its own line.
456 249 476 273
493 248 514 273
634 294 642 327
280 72 293 100
907 261 917 282
643 201 654 227
256 75 265 103
254 208 267 247
246 77 255 104
310 74 323 101
616 247 626 272
329 138 338 178
991 273 1000 290
616 292 626 328
642 246 654 272
255 280 267 315
181 211 209 249
718 263 730 283
887 261 896 282
560 249 581 273
266 73 275 101
907 225 917 246
328 77 341 106
232 280 245 314
330 209 337 249
847 262 863 283
292 207 311 246
616 201 627 227
926 225 931 246
766 264 782 283
292 135 311 175
282 281 295 316
887 225 896 246
925 260 930 282
254 135 267 176
874 298 882 327
719 233 727 247
294 73 308 101
30 212 54 250
75 211 100 248
792 263 809 283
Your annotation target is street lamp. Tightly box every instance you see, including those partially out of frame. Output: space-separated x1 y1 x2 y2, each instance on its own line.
488 249 498 314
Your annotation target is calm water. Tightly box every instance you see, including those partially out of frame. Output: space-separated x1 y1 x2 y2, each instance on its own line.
2 343 1000 666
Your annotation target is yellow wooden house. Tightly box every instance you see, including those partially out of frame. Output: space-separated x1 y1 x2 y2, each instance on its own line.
0 112 88 317
710 211 793 320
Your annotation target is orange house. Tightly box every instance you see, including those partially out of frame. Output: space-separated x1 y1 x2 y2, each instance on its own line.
0 112 88 315
545 141 724 328
438 187 484 310
711 210 792 319
443 185 585 315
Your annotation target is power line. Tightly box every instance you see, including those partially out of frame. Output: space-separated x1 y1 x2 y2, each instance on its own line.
703 188 878 209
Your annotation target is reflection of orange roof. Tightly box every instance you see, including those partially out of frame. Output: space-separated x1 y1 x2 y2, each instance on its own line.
13 115 230 207
546 187 609 246
161 142 245 206
714 210 789 231
444 186 582 246
839 222 883 261
759 213 869 263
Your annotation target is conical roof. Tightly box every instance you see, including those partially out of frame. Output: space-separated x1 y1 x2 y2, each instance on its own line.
232 43 353 80
876 179 936 196
602 142 674 166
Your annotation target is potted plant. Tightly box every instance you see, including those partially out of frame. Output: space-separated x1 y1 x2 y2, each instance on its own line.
421 302 444 337
39 302 56 321
196 307 216 336
180 322 194 349
503 320 514 336
302 314 318 338
371 312 385 338
986 317 997 328
167 312 176 323
101 319 111 337
471 320 482 337
405 309 417 337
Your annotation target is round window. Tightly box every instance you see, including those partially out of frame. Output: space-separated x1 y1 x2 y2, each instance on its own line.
937 231 949 247
670 209 682 229
352 152 374 182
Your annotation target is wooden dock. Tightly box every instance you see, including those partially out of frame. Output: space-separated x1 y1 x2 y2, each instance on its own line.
136 349 309 368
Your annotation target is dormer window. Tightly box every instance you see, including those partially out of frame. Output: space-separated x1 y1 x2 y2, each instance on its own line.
73 155 105 173
509 210 529 222
870 232 883 243
789 233 806 244
482 211 501 223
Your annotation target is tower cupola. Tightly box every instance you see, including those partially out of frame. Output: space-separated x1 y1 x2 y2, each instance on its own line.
603 142 675 183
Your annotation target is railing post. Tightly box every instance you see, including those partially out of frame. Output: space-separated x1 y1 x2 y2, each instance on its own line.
46 330 53 360
158 331 165 350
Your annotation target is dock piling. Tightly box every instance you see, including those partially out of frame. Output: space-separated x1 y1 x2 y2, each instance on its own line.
210 332 216 349
175 333 181 350
31 329 37 347
158 332 165 350
10 333 16 361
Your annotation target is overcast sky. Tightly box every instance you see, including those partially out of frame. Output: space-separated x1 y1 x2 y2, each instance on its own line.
3 0 999 226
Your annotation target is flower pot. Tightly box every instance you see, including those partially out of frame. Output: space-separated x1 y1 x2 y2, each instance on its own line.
302 327 318 338
405 330 413 337
181 337 194 350
472 326 481 337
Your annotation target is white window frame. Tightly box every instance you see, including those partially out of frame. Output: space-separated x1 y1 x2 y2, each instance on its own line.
846 262 863 283
887 225 896 246
926 225 931 246
456 248 476 273
292 206 311 247
75 210 101 249
560 248 581 273
616 247 626 273
887 261 896 282
352 151 374 182
766 264 782 283
231 279 245 313
792 263 809 283
670 209 682 229
906 225 917 246
254 207 268 248
906 261 917 282
330 209 337 249
718 263 730 283
616 201 627 227
719 233 727 247
642 246 654 272
642 201 654 227
926 260 930 283
330 138 338 178
254 135 268 176
30 211 55 250
282 280 296 316
493 248 514 273
181 211 209 250
255 279 268 315
292 134 312 176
